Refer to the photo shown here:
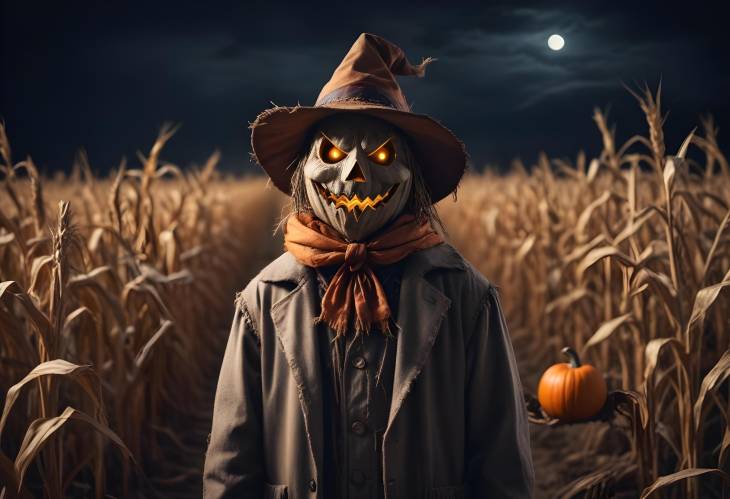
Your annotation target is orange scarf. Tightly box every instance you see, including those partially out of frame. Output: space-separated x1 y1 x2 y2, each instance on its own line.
284 213 443 337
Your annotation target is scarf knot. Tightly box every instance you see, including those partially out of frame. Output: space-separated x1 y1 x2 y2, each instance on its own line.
284 213 444 338
345 242 367 271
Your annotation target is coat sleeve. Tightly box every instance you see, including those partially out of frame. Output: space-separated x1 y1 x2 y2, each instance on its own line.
464 285 535 499
203 298 264 498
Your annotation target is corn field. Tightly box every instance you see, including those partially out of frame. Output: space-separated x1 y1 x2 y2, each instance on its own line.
1 86 729 498
0 124 287 498
440 87 730 497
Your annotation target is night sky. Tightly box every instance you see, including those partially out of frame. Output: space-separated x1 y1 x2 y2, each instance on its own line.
2 0 729 175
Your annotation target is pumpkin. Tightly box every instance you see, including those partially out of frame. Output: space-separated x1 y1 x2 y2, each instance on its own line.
537 347 607 422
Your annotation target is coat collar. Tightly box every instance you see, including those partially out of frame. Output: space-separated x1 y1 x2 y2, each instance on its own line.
384 243 463 432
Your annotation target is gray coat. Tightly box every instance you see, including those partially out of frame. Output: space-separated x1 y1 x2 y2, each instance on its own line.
203 243 534 499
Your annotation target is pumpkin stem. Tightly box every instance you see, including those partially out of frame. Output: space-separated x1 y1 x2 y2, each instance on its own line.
561 347 582 368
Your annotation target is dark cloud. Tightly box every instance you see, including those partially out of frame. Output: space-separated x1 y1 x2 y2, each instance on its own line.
1 0 728 174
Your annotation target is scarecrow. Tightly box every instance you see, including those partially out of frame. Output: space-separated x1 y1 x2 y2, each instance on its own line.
203 33 534 499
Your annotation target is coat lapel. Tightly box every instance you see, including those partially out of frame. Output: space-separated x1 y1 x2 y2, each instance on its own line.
268 261 324 482
263 244 465 474
386 243 464 431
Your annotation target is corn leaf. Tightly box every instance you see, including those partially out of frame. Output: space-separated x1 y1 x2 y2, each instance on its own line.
644 338 687 388
0 360 101 438
611 389 650 430
584 313 634 351
576 246 636 279
694 350 730 431
640 468 729 499
0 281 52 350
133 320 174 381
687 278 730 332
575 190 612 240
14 406 134 491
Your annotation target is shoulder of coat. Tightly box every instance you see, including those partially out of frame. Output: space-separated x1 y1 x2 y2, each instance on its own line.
426 246 506 334
234 251 308 310
415 242 495 297
255 251 307 284
409 242 465 273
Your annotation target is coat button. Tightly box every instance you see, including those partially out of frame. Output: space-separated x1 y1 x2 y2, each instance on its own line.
351 420 367 435
351 355 367 369
309 479 317 492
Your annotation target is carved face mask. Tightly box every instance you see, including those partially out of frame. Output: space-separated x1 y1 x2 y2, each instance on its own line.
302 114 413 241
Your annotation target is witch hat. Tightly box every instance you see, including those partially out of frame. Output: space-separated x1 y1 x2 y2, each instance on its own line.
250 33 467 203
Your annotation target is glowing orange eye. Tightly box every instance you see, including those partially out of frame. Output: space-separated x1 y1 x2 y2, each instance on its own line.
369 139 395 166
319 136 347 164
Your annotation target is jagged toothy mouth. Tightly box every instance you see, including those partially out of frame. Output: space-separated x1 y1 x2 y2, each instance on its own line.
315 182 400 214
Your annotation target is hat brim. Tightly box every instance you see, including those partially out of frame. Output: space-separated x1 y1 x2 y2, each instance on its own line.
250 101 467 204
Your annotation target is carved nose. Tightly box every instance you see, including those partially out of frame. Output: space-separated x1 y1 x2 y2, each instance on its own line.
345 162 366 183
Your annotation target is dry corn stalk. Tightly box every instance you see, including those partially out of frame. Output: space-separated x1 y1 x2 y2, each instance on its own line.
0 125 287 498
439 86 730 498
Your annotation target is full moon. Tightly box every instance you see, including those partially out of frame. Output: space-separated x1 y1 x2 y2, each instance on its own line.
548 34 565 51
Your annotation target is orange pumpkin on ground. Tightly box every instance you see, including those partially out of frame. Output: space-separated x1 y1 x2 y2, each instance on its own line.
537 347 608 422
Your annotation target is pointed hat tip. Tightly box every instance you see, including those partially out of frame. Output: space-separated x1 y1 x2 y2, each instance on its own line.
415 57 437 77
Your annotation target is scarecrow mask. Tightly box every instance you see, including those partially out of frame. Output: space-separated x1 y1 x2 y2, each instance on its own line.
303 114 413 241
